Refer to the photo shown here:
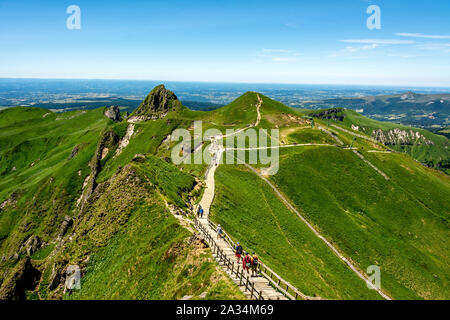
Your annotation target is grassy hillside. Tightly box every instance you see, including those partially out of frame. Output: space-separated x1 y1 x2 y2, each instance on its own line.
1 87 449 300
269 146 449 299
208 93 449 300
62 160 244 300
308 108 450 174
210 163 381 300
0 102 245 300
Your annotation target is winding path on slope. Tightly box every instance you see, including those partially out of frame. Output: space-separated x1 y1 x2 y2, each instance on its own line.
196 94 289 299
195 94 391 300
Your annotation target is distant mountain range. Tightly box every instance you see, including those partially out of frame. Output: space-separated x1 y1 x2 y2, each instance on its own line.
299 92 450 130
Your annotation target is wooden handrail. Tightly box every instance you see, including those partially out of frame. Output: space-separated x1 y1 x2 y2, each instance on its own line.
194 218 266 300
200 218 314 300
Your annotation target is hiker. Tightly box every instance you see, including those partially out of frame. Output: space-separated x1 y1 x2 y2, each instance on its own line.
216 224 223 240
251 252 259 277
242 252 252 274
197 204 204 218
235 242 243 263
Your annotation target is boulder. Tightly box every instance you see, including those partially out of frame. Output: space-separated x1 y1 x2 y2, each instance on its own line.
104 106 122 122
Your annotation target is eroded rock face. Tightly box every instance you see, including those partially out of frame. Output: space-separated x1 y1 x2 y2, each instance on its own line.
0 257 41 300
128 85 181 122
24 235 41 256
372 128 434 146
104 106 122 122
58 216 73 239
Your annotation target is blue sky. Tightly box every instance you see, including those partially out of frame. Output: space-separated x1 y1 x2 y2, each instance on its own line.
1 0 449 86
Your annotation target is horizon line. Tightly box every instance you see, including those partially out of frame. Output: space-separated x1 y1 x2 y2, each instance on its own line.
1 77 450 90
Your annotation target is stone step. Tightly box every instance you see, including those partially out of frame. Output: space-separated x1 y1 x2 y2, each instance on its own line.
197 222 290 301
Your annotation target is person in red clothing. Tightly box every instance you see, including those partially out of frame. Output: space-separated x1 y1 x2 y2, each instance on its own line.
235 242 243 263
242 252 252 274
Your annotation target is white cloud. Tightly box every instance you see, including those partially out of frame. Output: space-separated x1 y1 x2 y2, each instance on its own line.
343 44 380 52
261 49 291 53
395 33 450 39
339 39 415 45
416 43 450 53
271 57 299 62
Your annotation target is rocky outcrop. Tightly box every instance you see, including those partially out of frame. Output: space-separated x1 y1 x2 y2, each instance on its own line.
48 263 65 291
0 257 40 300
372 128 434 146
0 193 18 212
128 85 181 122
104 106 122 122
23 235 41 256
57 216 73 240
188 233 208 249
78 129 120 210
115 124 135 156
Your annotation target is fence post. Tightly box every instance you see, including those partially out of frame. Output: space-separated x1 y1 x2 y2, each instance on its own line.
240 269 243 286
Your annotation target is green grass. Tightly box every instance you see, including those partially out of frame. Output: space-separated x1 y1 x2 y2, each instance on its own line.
331 109 450 173
62 161 244 300
31 244 56 260
211 164 380 300
269 146 450 299
1 89 449 300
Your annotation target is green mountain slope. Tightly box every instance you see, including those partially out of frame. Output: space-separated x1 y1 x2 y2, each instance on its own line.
308 108 450 174
1 86 449 300
0 95 244 300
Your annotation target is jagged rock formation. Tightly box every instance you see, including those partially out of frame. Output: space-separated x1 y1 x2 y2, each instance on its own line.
0 257 40 300
78 129 120 210
115 124 135 156
372 128 434 146
57 216 73 240
104 106 122 122
128 85 181 122
23 235 41 256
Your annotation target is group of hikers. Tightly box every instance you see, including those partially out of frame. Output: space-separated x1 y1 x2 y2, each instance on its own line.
235 242 260 277
217 223 260 277
196 205 260 277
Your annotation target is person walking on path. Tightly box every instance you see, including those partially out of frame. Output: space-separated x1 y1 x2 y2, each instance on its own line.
251 252 259 277
242 252 252 274
235 242 243 263
216 224 223 240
